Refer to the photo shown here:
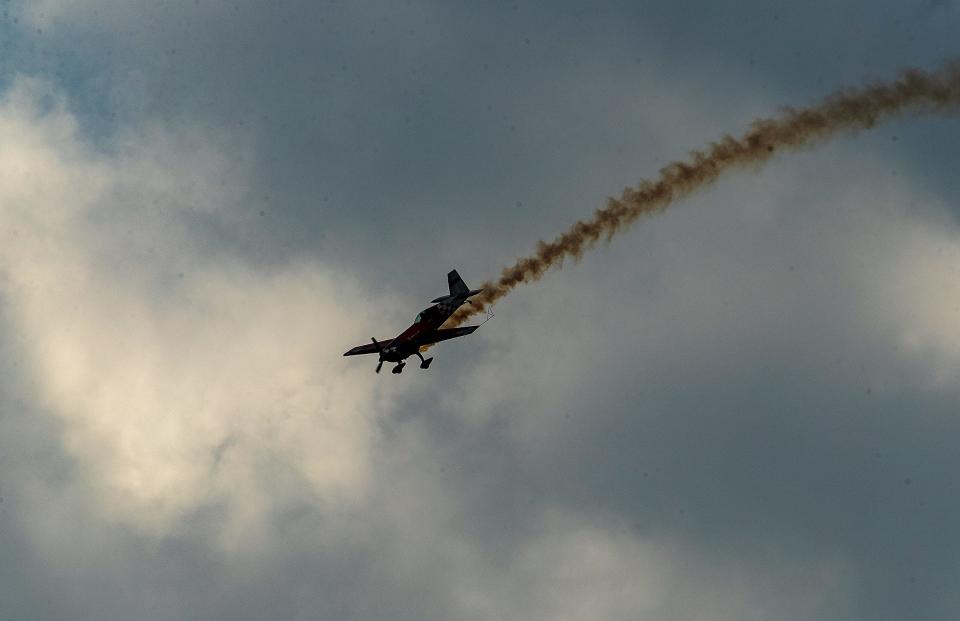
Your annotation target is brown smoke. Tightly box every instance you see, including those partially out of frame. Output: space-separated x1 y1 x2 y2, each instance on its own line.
445 61 960 327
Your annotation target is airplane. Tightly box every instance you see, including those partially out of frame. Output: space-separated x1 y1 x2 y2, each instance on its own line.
343 270 484 374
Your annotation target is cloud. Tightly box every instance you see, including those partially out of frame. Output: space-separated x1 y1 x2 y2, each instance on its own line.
0 77 384 542
498 516 852 621
879 218 960 383
448 62 960 326
422 147 960 620
5 3 960 620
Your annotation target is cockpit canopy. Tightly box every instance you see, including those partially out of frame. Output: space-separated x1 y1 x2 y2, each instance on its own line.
414 307 436 324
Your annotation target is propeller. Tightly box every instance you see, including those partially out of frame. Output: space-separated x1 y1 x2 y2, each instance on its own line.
372 338 384 373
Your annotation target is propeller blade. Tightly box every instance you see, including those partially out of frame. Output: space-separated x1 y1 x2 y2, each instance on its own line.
376 360 383 374
371 337 381 351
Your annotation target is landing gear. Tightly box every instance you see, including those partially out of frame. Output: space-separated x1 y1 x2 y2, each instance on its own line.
415 352 434 370
387 354 433 375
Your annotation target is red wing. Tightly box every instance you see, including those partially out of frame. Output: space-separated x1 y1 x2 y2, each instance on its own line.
343 339 393 356
414 326 478 347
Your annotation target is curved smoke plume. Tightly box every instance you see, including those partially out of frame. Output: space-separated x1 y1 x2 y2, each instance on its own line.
447 61 960 326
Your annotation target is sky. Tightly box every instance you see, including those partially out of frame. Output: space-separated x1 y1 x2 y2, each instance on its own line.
1 1 960 620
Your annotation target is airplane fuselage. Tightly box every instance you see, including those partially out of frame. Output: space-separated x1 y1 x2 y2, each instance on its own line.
380 299 465 362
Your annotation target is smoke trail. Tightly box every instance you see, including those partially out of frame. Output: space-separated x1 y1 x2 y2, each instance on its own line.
447 61 960 327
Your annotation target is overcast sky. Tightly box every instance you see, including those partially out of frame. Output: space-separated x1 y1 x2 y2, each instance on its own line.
2 1 960 620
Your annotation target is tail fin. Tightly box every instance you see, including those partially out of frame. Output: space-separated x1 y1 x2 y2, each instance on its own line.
447 270 469 297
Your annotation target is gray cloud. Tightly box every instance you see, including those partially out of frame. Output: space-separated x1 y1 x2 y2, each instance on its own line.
425 152 960 619
2 1 960 620
21 0 959 271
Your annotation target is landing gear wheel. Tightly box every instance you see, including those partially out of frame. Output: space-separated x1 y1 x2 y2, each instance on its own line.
392 362 405 374
414 352 433 370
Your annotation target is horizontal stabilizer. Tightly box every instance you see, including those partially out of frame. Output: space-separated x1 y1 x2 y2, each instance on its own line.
431 270 478 303
431 288 482 303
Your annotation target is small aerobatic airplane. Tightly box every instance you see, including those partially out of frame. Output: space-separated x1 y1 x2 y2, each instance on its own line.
343 270 484 374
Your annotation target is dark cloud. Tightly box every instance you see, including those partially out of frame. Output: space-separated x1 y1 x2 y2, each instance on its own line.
395 155 960 619
19 0 957 272
3 1 960 620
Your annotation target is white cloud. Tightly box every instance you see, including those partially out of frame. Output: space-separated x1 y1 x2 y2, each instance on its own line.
0 77 386 543
879 218 960 384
